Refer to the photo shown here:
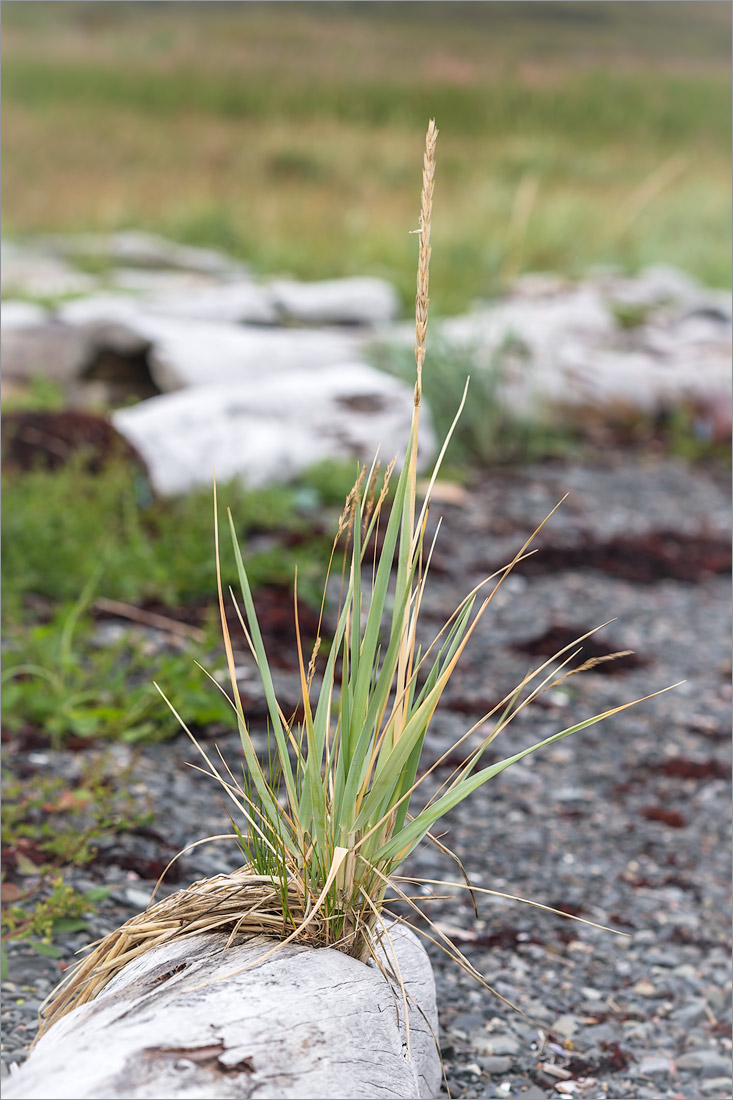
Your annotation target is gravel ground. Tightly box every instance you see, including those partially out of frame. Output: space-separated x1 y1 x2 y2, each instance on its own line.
2 454 731 1099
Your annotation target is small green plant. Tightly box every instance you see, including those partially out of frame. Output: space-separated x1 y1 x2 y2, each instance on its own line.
610 299 654 330
1 577 232 746
1 456 330 621
1 752 151 974
1 375 67 413
2 877 106 975
39 123 676 1036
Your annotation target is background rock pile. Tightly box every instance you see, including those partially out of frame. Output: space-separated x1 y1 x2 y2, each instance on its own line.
3 233 730 495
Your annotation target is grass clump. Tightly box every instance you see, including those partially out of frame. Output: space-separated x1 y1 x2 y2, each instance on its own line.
38 123 675 1038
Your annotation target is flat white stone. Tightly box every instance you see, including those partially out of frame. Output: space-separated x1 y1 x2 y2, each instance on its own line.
269 276 401 326
44 231 249 277
1 322 91 385
142 280 279 326
112 363 435 495
381 268 731 432
56 295 142 327
140 317 365 391
1 301 50 330
109 268 227 296
55 304 365 391
437 284 615 356
1 249 96 299
5 924 440 1100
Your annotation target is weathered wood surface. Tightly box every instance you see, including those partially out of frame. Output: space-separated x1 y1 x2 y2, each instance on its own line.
6 924 441 1100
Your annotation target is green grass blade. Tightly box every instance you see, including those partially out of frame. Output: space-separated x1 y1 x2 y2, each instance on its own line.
373 686 680 865
227 510 299 811
345 449 412 759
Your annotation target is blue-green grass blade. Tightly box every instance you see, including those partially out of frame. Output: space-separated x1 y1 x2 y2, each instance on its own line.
298 575 354 834
350 674 448 831
346 451 412 759
374 687 679 865
355 592 479 829
227 510 298 811
337 556 421 826
345 494 363 771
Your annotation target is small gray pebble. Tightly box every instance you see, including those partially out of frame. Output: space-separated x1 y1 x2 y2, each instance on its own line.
551 1013 579 1038
673 963 699 979
484 1033 521 1056
636 1055 672 1077
645 949 681 967
584 1023 618 1044
671 998 709 1026
701 1077 733 1097
479 1055 514 1075
450 1012 486 1033
677 1050 732 1077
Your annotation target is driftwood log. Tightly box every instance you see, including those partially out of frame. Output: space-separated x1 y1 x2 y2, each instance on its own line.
5 924 441 1100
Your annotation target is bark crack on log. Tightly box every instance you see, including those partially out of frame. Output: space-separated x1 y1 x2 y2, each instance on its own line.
146 1042 255 1076
152 961 188 984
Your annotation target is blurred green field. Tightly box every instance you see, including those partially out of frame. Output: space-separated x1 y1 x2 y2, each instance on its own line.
2 1 730 314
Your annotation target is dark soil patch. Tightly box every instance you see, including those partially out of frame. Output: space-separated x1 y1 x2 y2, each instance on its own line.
655 756 730 780
513 623 648 674
91 828 187 883
510 531 731 583
1 410 148 477
93 586 325 674
640 806 688 828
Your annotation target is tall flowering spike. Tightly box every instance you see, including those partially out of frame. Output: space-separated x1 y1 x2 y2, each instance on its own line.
414 119 438 405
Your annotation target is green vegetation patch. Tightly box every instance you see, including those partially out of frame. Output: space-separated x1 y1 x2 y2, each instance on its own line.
2 452 361 743
2 1 730 312
1 751 151 970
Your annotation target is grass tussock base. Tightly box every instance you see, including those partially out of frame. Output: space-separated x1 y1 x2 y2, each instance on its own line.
36 122 676 1044
36 869 316 1034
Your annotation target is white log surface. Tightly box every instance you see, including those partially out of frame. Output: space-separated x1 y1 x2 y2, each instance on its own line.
5 924 441 1100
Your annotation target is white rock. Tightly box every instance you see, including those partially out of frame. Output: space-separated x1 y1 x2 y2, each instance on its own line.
56 305 365 391
1 301 50 330
269 276 401 326
1 321 91 385
140 317 365 391
56 294 143 327
381 270 731 431
109 268 227 296
45 230 249 277
438 284 615 356
1 246 96 299
623 263 701 306
5 925 440 1100
112 363 435 495
143 280 279 325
